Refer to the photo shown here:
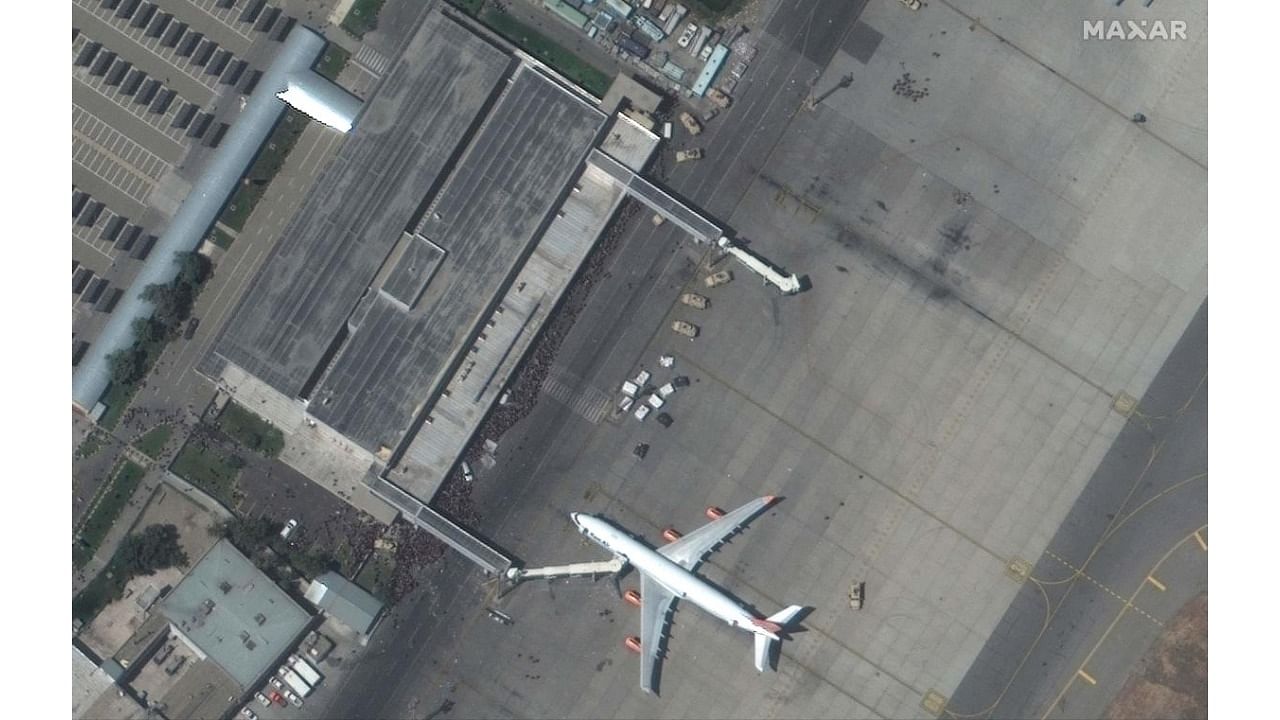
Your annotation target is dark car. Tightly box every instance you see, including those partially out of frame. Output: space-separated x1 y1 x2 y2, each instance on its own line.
633 443 649 459
656 413 673 428
184 317 200 339
672 375 690 388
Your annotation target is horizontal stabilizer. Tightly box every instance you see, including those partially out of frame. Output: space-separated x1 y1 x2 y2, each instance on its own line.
753 632 772 673
767 604 804 628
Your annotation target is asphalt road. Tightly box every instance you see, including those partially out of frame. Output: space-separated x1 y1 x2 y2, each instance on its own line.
945 302 1208 720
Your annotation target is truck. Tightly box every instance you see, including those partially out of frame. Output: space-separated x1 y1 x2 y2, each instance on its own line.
707 87 732 109
678 111 702 135
289 655 323 688
277 666 312 698
675 148 703 163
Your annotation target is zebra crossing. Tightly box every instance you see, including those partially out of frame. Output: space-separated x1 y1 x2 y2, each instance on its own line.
541 370 612 424
353 44 391 77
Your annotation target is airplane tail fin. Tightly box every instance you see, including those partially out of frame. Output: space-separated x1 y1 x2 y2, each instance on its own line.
752 605 804 672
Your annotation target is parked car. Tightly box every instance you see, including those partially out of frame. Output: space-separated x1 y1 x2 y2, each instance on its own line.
279 519 298 540
672 375 691 388
671 320 699 338
634 404 651 421
633 443 650 459
254 692 271 708
184 317 200 339
680 292 708 309
656 412 674 428
676 148 703 163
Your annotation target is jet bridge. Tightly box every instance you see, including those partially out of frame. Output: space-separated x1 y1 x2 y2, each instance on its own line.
505 558 625 583
588 148 802 294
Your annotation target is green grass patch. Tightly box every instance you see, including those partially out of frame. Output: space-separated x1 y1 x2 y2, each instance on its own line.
170 442 244 509
355 547 396 602
74 460 147 569
134 425 172 460
75 431 107 460
314 43 351 81
341 0 386 38
208 226 235 250
219 109 309 232
481 9 612 97
448 0 486 17
217 402 285 458
97 377 144 431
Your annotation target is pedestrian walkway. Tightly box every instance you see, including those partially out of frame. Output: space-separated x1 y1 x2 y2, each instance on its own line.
366 476 513 576
541 369 611 424
353 44 391 76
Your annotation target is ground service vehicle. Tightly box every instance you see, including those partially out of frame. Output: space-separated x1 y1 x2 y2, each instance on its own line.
676 148 703 163
679 112 702 135
671 320 699 338
634 404 651 421
680 292 708 309
704 270 733 288
278 667 312 698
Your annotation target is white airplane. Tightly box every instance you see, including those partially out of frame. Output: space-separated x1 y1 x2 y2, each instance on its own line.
570 496 803 695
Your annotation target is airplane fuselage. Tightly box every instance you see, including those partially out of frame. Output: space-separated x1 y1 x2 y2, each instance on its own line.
572 513 776 639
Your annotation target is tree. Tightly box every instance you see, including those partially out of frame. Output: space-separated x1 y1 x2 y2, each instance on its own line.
217 516 282 553
108 347 146 386
142 282 194 333
289 548 338 580
176 252 211 288
118 524 188 576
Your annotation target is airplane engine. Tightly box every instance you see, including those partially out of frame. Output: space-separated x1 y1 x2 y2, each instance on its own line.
623 589 642 607
662 527 683 542
624 636 643 653
705 506 725 520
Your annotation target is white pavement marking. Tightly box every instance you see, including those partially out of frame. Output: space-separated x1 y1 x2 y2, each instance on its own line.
541 372 611 424
354 44 391 76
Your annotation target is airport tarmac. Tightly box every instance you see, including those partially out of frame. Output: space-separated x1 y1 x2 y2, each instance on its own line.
323 0 1206 717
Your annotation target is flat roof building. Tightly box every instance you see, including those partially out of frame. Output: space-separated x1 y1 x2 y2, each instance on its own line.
305 571 385 637
157 539 312 690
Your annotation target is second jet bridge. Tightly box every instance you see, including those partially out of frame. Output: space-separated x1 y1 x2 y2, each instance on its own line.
588 149 802 294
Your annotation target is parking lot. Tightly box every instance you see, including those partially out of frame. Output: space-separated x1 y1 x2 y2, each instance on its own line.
74 104 172 206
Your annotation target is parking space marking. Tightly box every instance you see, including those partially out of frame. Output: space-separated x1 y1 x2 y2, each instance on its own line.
73 0 223 98
1075 669 1096 686
189 0 259 45
73 104 174 205
1193 530 1206 551
71 64 191 152
1145 575 1167 592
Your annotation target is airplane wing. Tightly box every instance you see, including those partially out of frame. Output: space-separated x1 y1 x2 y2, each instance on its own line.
639 573 677 694
657 496 775 571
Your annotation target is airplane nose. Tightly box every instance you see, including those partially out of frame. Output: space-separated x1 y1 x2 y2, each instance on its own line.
570 512 581 526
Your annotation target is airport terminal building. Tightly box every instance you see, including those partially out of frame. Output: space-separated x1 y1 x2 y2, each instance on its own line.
199 9 663 526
